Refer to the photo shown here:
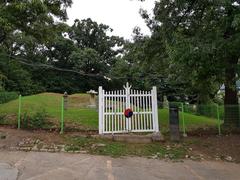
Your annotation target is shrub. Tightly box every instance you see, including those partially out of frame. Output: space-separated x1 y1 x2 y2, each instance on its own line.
30 110 48 129
0 115 6 125
21 112 28 129
21 110 48 129
0 91 18 104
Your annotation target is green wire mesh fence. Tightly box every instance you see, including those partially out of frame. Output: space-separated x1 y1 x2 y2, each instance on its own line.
0 93 19 127
18 93 62 131
62 93 98 133
159 102 224 135
1 92 240 135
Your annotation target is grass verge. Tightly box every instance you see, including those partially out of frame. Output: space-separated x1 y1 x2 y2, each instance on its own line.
64 136 186 159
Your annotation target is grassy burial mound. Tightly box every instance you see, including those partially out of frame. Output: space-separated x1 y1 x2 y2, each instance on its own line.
0 93 98 130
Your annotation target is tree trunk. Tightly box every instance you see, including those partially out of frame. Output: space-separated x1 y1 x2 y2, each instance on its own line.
224 57 239 128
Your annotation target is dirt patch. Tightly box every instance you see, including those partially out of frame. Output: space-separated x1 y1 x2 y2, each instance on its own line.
185 135 240 163
0 126 98 148
0 127 64 148
0 126 239 163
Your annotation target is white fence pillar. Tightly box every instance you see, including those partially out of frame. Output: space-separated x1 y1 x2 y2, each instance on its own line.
98 86 103 134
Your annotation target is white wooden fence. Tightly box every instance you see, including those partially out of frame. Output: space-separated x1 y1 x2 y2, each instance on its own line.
98 83 159 134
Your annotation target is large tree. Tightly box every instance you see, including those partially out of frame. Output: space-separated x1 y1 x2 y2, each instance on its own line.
43 18 125 92
0 0 72 45
141 0 240 127
69 18 124 69
110 28 169 93
0 0 73 94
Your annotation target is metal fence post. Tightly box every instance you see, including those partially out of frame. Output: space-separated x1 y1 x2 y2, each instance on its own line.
18 95 22 129
60 97 64 134
216 104 221 135
181 103 187 137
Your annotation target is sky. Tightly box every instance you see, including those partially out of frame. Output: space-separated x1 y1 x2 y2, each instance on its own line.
67 0 155 40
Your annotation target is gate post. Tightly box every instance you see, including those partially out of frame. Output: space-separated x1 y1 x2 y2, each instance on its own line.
152 86 159 132
124 82 132 131
98 86 103 134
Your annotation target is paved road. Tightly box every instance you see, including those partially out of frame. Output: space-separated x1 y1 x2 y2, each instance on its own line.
0 151 240 180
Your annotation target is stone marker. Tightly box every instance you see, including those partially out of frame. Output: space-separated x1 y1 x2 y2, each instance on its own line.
63 91 68 110
87 89 98 108
163 95 169 108
169 104 180 141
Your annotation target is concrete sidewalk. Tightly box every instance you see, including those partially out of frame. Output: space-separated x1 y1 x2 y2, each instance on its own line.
0 151 240 180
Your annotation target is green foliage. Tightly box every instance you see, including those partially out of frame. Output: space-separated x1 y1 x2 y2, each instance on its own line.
0 114 6 125
21 109 49 129
135 0 240 126
0 16 124 95
110 35 168 92
21 112 28 129
69 18 124 67
70 48 103 73
0 91 18 104
0 72 6 90
30 110 48 129
0 0 73 95
0 0 72 44
0 55 45 95
0 0 126 95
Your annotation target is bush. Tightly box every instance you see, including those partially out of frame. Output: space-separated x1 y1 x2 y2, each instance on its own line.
0 91 18 104
21 110 49 129
0 115 6 125
21 112 28 128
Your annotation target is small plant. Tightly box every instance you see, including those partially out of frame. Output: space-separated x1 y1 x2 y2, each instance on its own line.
21 112 29 129
21 109 48 129
64 144 81 152
0 114 6 125
29 110 48 129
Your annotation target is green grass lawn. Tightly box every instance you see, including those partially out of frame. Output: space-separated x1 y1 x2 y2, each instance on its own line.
64 136 186 158
159 108 219 133
0 93 219 132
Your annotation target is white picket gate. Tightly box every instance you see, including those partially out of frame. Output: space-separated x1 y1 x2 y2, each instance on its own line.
98 83 159 134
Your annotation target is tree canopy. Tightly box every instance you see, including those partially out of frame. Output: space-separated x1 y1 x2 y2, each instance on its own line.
0 1 124 94
137 0 240 127
0 0 240 128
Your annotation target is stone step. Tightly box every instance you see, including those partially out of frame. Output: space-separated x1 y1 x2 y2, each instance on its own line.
97 132 164 143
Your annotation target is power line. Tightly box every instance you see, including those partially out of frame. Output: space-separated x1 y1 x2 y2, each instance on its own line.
0 53 167 81
1 54 123 80
8 55 103 78
0 53 194 95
